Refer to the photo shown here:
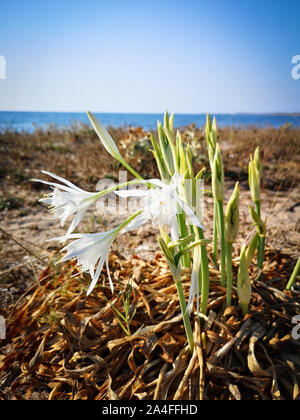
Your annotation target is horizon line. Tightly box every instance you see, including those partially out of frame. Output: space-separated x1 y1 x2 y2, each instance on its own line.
0 109 300 116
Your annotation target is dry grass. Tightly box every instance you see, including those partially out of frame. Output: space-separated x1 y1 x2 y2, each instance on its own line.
0 250 299 400
185 124 300 190
1 123 299 192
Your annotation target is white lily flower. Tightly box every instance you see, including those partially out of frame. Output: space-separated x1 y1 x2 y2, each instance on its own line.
55 229 118 295
51 210 142 296
32 171 99 236
115 173 204 238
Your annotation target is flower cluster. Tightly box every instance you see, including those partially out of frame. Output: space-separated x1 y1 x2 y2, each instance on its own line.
33 111 268 352
33 127 203 300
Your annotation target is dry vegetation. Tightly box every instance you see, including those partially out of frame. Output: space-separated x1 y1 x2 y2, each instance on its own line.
0 123 299 400
0 251 299 400
1 122 300 191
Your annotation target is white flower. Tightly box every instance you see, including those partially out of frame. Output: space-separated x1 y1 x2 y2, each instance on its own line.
56 228 119 296
51 210 142 296
32 171 99 236
115 173 204 238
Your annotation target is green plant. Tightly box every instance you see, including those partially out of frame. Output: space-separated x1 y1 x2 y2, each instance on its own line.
34 111 268 352
106 280 139 337
286 258 300 291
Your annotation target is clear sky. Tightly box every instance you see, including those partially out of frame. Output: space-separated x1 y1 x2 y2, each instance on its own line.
0 0 299 113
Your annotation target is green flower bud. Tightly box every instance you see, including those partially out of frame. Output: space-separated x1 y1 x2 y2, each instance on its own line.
168 233 195 249
179 147 187 176
87 111 142 180
225 182 240 243
157 121 174 176
87 111 125 163
158 236 174 264
169 112 174 139
163 126 178 172
205 113 212 144
212 144 224 201
176 132 187 176
237 245 252 316
248 150 261 202
254 146 262 179
185 144 194 180
164 110 169 130
158 236 181 280
205 114 217 168
208 133 216 168
152 149 169 183
150 133 160 156
195 167 206 181
211 116 218 144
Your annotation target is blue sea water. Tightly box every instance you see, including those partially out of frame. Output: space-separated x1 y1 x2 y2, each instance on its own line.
0 111 299 132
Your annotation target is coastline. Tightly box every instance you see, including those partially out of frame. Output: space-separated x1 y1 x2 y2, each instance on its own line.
0 111 300 132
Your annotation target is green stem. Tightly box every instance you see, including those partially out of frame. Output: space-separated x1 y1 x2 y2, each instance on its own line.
225 241 233 307
212 200 218 267
240 302 249 317
177 212 191 268
217 199 226 288
196 227 210 316
255 200 265 270
198 257 203 301
117 210 143 233
89 179 145 201
121 159 144 181
286 258 300 291
258 236 265 270
246 233 259 267
174 277 194 352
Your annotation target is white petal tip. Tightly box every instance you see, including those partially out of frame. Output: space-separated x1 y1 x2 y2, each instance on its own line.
86 286 95 296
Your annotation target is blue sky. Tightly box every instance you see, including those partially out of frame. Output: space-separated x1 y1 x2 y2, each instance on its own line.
0 0 299 113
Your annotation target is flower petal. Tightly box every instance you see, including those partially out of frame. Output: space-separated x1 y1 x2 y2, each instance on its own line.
173 191 205 230
120 211 150 233
31 178 75 193
66 207 88 237
41 170 85 192
115 189 148 198
106 258 114 293
87 253 107 296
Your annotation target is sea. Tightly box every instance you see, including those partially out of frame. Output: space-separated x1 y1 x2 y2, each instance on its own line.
0 111 299 132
